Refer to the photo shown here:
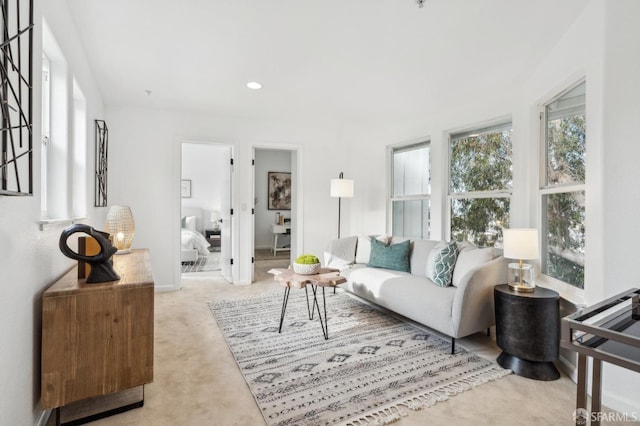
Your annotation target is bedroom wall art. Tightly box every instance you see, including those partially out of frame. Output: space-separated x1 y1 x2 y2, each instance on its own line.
94 120 108 206
0 0 34 196
267 171 291 210
181 179 192 198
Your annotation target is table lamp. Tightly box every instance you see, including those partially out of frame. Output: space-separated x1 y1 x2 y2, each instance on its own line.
104 206 135 254
211 210 221 230
503 228 538 292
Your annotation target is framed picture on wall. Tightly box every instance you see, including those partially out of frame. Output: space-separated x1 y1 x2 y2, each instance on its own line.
181 180 192 198
268 172 291 210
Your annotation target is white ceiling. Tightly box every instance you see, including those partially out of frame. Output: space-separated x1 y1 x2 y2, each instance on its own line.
66 0 588 124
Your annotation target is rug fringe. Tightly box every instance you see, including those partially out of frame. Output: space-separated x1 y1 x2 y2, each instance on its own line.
344 366 511 426
347 405 408 426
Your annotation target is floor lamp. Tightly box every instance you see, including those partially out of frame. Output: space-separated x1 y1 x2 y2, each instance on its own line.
330 172 354 239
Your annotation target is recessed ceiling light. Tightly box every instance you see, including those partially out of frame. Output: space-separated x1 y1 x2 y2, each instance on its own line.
246 81 262 90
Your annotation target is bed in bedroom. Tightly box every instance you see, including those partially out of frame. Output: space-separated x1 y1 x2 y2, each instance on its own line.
181 208 211 264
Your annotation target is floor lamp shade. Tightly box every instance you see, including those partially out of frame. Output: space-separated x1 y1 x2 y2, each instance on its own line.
105 206 135 254
330 178 354 198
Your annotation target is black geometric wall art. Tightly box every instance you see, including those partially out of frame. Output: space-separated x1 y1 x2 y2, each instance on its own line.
94 119 108 207
0 0 34 196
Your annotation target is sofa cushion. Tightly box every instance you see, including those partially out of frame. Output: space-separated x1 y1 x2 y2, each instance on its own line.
409 240 440 277
341 266 457 337
452 247 497 287
355 235 390 264
426 241 459 287
367 238 410 272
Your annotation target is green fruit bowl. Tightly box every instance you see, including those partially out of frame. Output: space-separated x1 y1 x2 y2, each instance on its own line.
293 255 321 275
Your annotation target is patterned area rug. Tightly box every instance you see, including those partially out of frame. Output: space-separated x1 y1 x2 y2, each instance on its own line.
209 290 510 426
181 252 221 273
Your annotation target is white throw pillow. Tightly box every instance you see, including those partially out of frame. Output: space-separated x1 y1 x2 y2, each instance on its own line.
451 247 497 287
324 235 358 271
355 235 389 264
184 216 197 231
456 239 477 253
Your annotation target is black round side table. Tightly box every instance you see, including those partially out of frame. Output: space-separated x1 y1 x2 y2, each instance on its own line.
494 284 560 380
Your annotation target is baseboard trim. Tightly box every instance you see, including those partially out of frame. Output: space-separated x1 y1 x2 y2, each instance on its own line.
154 283 179 292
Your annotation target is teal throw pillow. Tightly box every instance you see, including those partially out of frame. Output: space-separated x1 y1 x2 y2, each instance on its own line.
429 241 459 287
367 238 410 272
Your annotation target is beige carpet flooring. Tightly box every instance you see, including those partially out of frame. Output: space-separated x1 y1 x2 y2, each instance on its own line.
54 265 630 426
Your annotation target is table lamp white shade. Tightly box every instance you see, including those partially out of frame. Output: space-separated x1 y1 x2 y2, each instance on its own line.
503 228 539 260
330 178 354 198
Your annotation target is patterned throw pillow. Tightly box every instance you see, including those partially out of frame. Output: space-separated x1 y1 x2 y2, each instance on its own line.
426 241 459 287
367 237 410 272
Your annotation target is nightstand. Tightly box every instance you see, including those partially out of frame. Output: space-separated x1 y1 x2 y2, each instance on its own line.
205 229 221 250
494 284 560 380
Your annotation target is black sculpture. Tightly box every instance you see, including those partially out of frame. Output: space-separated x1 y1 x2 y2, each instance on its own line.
59 224 120 283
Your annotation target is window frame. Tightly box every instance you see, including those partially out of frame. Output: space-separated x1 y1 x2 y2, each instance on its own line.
447 120 513 246
539 79 586 290
388 140 431 240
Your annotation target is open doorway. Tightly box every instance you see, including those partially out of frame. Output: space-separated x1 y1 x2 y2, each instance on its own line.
253 148 298 281
180 142 232 282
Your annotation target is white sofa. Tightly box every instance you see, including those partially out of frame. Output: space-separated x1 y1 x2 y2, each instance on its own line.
325 236 508 353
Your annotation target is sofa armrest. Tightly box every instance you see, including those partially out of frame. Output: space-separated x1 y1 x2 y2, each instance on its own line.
451 256 508 338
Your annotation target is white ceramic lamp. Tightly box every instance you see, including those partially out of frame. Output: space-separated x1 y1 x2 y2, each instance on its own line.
503 228 538 292
330 172 354 239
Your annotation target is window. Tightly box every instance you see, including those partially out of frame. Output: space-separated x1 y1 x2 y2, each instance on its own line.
41 20 88 223
449 122 512 247
41 54 50 217
540 81 586 289
390 142 430 239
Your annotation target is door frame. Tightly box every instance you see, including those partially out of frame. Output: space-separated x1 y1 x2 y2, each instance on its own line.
174 139 237 288
251 144 303 282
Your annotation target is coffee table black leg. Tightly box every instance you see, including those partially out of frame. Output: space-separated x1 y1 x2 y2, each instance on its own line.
311 285 329 340
305 286 316 320
279 287 291 333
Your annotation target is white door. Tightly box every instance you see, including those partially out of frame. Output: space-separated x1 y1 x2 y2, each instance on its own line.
220 147 233 282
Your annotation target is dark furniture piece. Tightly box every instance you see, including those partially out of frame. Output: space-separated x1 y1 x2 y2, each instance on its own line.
205 229 221 250
494 284 560 380
561 288 640 426
42 249 154 425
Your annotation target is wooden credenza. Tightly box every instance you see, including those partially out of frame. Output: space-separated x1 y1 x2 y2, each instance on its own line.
41 249 154 412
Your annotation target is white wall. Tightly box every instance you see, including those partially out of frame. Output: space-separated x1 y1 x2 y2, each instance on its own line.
254 149 292 249
0 1 105 425
598 0 640 413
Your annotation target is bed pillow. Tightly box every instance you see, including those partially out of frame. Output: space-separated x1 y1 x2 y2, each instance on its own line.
452 247 497 287
355 235 390 264
367 238 410 272
183 216 197 231
426 241 459 287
